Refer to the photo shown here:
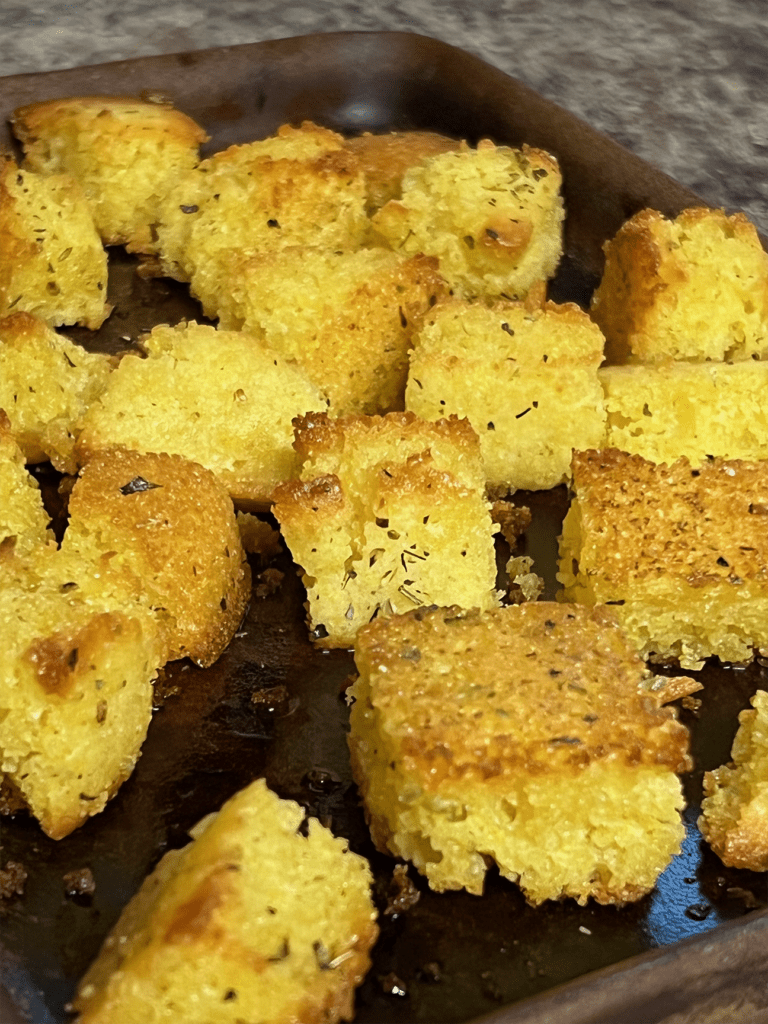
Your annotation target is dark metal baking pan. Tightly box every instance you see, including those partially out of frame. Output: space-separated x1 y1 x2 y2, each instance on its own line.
1 31 766 1024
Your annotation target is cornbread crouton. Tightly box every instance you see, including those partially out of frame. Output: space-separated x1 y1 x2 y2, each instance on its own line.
0 312 113 471
699 689 768 871
406 299 606 492
559 448 768 669
591 207 768 364
370 140 563 303
62 449 251 667
154 121 367 283
76 321 329 508
273 412 500 647
0 552 161 840
344 129 461 213
72 778 378 1024
599 360 768 466
348 602 690 904
12 95 209 253
0 411 53 558
204 246 446 415
0 157 110 329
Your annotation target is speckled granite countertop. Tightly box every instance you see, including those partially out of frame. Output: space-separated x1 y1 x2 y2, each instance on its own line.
1 0 767 231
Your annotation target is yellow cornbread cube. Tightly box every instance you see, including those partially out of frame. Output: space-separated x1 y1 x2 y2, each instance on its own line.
73 778 378 1024
591 207 768 365
559 448 768 669
699 689 768 872
348 602 690 905
272 412 500 647
371 140 563 303
406 298 606 492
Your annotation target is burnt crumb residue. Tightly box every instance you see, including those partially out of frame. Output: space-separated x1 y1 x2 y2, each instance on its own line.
63 866 96 899
120 476 161 495
0 860 28 899
254 568 285 599
383 863 421 917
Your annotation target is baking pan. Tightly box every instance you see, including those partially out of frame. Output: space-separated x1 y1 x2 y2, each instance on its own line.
1 31 767 1024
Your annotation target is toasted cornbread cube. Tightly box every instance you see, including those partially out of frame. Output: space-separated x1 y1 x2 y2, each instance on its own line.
699 690 768 871
155 121 367 283
62 449 251 667
591 207 768 364
0 555 161 839
600 360 768 466
344 130 461 213
76 321 328 508
0 411 54 557
273 412 500 647
73 778 378 1024
12 95 209 252
204 246 446 415
370 140 563 303
406 299 606 492
559 449 768 669
0 157 110 329
348 602 690 904
0 312 113 471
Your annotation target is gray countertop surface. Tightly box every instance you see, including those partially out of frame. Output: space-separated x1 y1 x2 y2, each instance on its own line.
1 0 767 231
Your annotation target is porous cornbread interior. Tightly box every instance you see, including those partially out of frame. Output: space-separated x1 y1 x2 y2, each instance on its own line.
76 321 329 508
11 95 209 252
699 689 768 871
73 778 378 1024
0 157 110 329
0 311 113 470
370 140 563 302
599 360 768 467
559 449 768 669
273 412 500 646
62 448 251 667
348 603 690 905
591 207 768 364
0 551 161 840
201 246 446 416
406 298 606 491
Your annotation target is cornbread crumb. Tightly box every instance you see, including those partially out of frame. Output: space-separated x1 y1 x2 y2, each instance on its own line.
72 778 378 1024
349 602 690 904
699 689 768 871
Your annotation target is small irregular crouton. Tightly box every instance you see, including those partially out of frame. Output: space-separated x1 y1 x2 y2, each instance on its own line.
559 449 768 669
599 360 768 467
273 411 500 647
0 553 161 839
371 140 564 303
12 95 209 252
348 602 690 904
591 207 768 364
406 299 606 492
76 321 329 508
62 449 251 667
0 156 110 329
72 778 378 1024
0 311 113 471
0 411 54 558
700 689 768 871
205 246 446 415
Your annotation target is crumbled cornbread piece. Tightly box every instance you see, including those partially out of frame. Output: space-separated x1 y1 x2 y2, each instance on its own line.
62 449 251 667
599 360 768 467
406 299 606 491
76 321 328 508
700 689 768 871
591 207 768 364
0 311 113 471
0 156 110 329
72 778 378 1024
12 95 209 252
199 246 447 416
0 411 54 558
348 602 690 905
273 412 499 647
559 448 768 668
371 140 563 302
